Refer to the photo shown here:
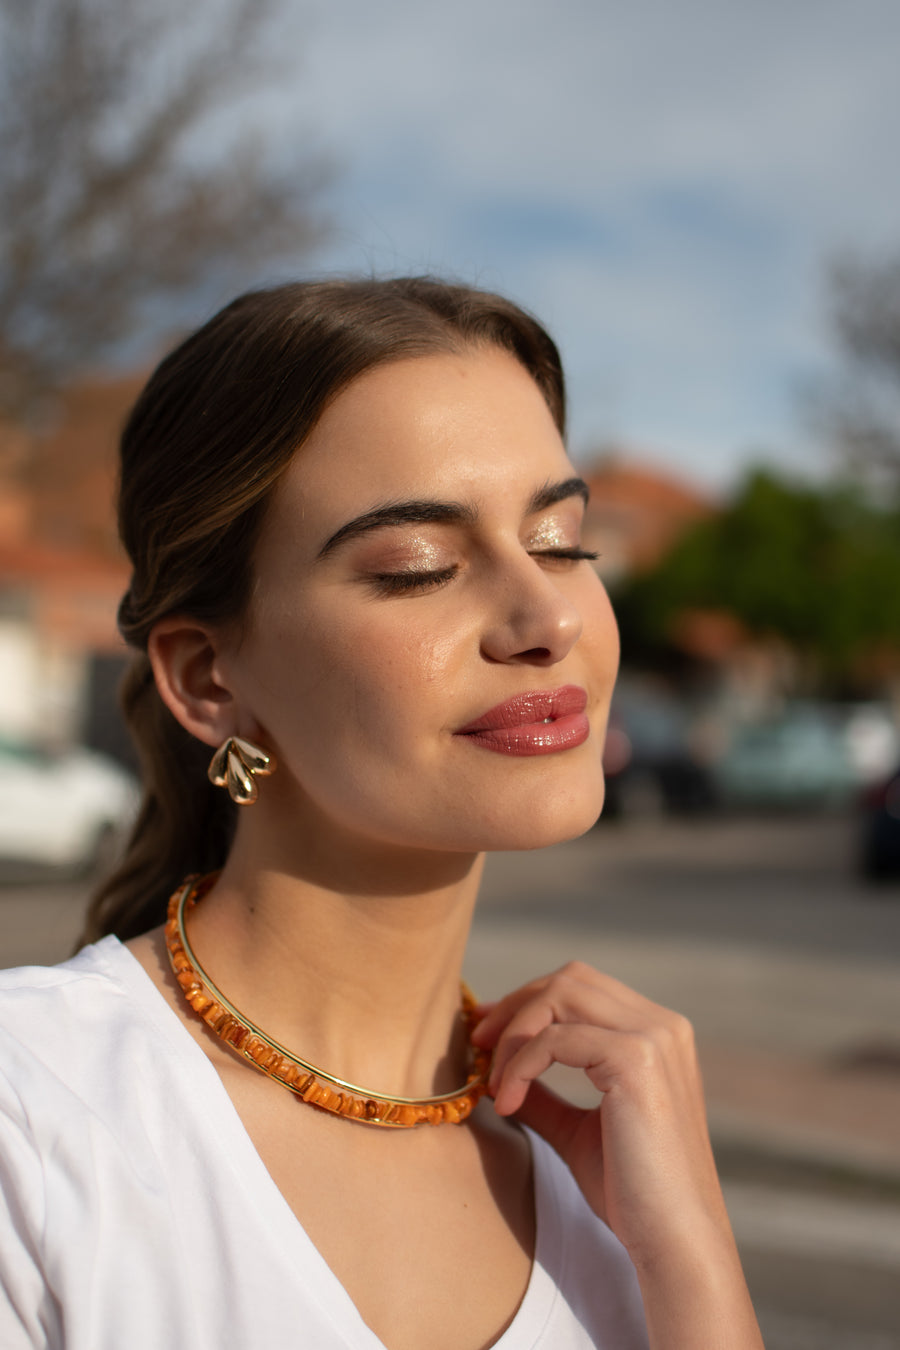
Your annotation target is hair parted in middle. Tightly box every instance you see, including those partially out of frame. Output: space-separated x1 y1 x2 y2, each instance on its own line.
83 275 567 945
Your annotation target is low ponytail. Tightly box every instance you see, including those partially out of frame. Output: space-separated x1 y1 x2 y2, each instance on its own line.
79 656 235 943
80 276 566 943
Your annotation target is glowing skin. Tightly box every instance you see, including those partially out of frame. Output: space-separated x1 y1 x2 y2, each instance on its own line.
216 346 620 863
139 347 761 1350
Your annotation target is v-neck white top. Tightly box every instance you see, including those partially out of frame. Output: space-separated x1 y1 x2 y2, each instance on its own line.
0 939 649 1349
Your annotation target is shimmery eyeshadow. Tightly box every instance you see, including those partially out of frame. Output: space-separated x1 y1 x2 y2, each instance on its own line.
389 539 444 570
525 518 572 550
363 537 449 573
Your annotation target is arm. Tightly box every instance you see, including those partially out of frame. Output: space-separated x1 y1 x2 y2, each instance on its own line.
471 963 764 1350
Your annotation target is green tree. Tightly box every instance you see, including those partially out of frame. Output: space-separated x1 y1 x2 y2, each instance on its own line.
615 468 900 685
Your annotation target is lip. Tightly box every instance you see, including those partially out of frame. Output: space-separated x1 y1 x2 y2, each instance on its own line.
455 685 590 757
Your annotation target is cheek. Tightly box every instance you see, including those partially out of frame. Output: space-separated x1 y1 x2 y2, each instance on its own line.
254 598 465 750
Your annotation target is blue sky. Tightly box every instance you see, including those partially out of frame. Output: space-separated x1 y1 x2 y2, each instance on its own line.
228 0 900 491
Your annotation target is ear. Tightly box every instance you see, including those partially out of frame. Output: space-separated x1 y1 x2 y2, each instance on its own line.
147 616 241 750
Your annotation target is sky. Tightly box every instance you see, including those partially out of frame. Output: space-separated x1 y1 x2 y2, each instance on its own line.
229 0 900 492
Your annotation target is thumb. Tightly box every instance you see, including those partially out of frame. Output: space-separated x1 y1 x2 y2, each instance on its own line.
512 1079 588 1162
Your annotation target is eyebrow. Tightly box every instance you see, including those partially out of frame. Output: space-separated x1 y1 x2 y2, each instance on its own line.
316 477 590 560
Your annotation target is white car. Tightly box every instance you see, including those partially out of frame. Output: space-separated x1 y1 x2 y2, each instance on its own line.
0 740 139 874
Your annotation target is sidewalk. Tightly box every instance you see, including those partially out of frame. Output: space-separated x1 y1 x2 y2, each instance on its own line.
465 914 900 1188
701 1040 900 1185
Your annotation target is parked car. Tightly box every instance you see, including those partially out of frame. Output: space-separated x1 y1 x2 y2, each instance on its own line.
714 706 859 809
0 739 138 876
860 765 900 881
841 703 900 786
601 684 716 818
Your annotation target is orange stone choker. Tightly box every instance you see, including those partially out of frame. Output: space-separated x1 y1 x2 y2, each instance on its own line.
165 874 490 1128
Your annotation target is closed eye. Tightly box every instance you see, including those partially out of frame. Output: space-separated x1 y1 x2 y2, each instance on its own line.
369 547 598 596
530 547 599 565
369 566 459 595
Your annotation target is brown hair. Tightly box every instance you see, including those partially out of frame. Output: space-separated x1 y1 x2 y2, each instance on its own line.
81 276 566 943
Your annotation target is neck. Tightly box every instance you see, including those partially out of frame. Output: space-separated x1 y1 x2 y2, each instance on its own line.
183 817 486 1099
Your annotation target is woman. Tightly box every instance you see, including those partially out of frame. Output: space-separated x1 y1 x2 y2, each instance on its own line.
0 278 763 1349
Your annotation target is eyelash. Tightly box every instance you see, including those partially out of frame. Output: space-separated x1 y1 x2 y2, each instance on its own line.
370 547 600 595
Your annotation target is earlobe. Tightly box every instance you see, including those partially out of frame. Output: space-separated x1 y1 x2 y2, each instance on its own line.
147 616 236 749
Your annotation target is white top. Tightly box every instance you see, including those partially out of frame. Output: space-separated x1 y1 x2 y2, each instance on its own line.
0 939 649 1349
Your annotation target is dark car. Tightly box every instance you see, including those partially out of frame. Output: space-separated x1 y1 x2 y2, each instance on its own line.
860 765 900 881
601 685 716 819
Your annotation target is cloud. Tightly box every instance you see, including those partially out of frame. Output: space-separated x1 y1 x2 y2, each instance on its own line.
261 0 900 485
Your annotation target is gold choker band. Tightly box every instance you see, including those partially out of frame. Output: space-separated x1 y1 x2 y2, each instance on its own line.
165 874 490 1128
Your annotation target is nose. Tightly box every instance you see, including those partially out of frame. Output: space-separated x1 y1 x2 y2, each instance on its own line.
479 555 584 666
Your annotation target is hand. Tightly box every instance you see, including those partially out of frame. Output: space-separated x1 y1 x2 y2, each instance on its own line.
470 961 734 1271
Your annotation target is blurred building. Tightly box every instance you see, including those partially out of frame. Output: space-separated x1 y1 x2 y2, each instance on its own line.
581 455 716 583
580 459 816 718
0 376 138 751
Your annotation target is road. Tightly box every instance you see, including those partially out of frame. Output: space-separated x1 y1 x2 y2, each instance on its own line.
2 811 899 1347
478 810 900 960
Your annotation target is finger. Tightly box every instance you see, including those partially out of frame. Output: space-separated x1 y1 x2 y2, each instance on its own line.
493 1022 625 1115
473 960 635 1045
512 1078 589 1162
470 974 559 1046
486 981 646 1092
471 961 655 1047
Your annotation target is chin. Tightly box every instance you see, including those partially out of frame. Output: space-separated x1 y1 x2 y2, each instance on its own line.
441 776 606 854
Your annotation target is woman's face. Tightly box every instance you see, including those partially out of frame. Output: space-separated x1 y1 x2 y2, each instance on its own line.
222 345 619 857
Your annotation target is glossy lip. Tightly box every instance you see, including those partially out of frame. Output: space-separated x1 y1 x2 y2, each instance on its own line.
454 685 590 757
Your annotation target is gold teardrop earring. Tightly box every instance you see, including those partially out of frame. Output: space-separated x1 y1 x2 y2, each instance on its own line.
207 736 276 805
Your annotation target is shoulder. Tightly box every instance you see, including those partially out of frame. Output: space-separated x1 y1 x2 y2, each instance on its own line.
0 938 143 1072
0 938 129 1054
0 936 127 1001
0 938 195 1136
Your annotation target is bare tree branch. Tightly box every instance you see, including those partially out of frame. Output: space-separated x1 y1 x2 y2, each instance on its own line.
0 0 330 423
819 252 900 486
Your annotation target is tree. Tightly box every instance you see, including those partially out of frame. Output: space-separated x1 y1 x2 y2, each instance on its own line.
614 468 900 688
0 0 328 424
821 252 900 489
